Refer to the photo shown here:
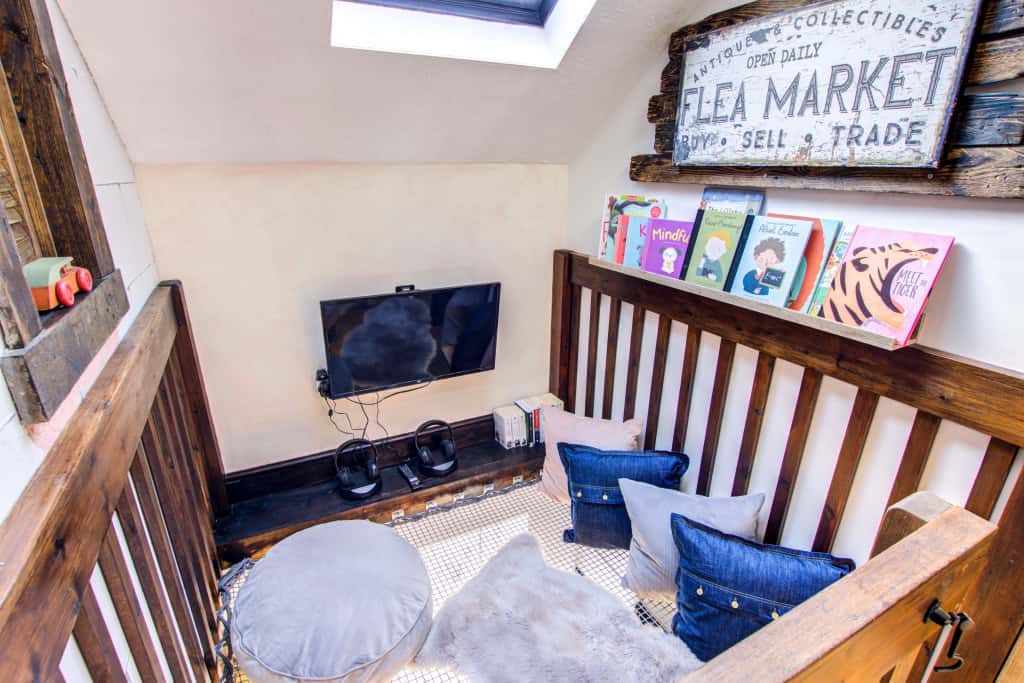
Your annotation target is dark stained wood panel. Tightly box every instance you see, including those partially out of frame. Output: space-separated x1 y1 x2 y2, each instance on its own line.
644 315 673 450
115 477 195 683
622 305 646 420
764 368 823 545
966 438 1019 519
0 205 40 348
602 298 622 420
630 148 1024 199
97 527 167 683
672 327 701 453
732 352 775 496
569 253 1024 448
584 290 602 418
886 412 941 509
0 0 114 277
73 585 129 683
696 339 736 496
981 0 1024 36
813 390 881 553
549 251 574 403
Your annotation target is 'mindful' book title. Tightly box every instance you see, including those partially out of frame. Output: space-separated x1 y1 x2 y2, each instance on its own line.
641 219 695 279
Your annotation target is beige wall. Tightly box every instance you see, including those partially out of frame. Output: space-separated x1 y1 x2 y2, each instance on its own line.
137 163 567 472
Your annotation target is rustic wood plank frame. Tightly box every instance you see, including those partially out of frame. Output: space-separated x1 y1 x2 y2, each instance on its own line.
550 250 1024 673
631 0 1024 198
0 0 129 421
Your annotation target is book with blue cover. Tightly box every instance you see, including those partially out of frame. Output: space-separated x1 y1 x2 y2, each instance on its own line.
619 215 650 268
728 216 814 307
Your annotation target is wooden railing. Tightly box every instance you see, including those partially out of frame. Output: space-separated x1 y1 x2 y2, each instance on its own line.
0 282 227 682
551 250 1024 679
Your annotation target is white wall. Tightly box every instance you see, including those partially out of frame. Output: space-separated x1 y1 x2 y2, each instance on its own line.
567 50 1024 566
136 163 567 472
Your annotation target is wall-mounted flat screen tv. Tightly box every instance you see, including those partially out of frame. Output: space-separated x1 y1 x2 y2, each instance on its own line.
320 283 500 399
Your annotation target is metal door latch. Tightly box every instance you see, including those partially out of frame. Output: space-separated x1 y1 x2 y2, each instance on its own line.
922 600 975 677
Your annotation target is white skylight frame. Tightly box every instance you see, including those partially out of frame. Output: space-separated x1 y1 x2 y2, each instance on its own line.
330 0 596 69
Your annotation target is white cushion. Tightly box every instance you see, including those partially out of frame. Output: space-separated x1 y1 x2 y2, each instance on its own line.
232 520 432 683
539 405 642 503
619 479 765 600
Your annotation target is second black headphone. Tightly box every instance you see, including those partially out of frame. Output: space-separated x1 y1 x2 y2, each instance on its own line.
335 438 382 500
413 419 458 477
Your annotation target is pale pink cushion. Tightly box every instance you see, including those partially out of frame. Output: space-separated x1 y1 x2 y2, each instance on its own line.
539 406 643 503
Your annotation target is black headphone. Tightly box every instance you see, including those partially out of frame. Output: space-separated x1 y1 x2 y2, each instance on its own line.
334 438 382 500
413 419 458 477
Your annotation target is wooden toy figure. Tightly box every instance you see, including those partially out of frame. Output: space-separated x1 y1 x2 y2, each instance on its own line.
22 257 93 311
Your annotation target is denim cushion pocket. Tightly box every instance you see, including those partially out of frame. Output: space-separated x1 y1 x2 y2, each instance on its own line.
558 443 687 549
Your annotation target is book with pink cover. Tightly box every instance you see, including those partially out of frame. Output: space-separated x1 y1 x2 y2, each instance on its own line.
818 226 954 346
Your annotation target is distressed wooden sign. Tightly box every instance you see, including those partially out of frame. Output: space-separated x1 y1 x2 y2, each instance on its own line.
673 0 983 168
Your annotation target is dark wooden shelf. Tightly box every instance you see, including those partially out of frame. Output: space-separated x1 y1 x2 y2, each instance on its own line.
215 440 546 563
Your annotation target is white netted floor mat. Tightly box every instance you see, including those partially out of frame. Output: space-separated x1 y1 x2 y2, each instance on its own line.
220 480 676 682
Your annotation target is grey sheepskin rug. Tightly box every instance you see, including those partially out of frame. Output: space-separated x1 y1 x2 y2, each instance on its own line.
415 534 701 682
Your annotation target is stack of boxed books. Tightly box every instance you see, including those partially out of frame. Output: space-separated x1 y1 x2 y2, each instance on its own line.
493 393 563 449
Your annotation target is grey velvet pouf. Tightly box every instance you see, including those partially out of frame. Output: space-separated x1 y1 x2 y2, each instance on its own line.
232 520 433 683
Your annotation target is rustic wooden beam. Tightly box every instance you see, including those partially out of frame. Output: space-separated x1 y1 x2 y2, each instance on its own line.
629 147 1024 199
569 253 1024 448
0 286 177 682
0 0 114 277
0 203 40 348
0 270 128 422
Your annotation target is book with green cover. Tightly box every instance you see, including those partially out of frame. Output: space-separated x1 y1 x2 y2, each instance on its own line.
807 224 856 317
684 210 749 290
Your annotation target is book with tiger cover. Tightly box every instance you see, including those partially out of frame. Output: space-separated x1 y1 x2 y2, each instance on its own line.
763 214 843 313
604 197 667 264
807 224 856 317
617 215 650 268
818 227 955 346
684 210 750 290
640 219 695 279
728 216 814 307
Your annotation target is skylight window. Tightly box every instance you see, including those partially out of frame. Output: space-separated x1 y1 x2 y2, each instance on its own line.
331 0 596 69
343 0 559 27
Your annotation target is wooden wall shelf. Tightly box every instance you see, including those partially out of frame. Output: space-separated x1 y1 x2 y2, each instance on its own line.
588 258 912 351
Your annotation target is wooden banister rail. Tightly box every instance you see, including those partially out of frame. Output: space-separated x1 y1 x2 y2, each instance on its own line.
0 283 225 681
692 493 996 682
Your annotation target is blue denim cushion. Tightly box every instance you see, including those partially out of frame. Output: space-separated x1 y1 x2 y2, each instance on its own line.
670 513 855 661
558 443 687 549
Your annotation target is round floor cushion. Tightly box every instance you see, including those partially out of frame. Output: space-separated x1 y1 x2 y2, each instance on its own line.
232 520 433 682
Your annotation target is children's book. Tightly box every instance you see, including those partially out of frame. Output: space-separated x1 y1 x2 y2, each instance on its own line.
597 195 618 260
728 216 814 307
807 224 856 317
818 227 954 346
684 210 750 290
764 214 842 313
640 219 695 279
617 215 650 268
605 197 667 264
699 187 766 215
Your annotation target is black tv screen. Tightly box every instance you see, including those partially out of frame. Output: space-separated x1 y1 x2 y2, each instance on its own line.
320 283 500 399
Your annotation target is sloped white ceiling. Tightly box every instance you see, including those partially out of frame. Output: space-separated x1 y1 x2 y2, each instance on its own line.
55 0 737 164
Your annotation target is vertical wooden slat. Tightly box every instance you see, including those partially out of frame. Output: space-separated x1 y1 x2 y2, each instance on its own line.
967 438 1019 519
696 339 736 496
130 451 212 679
622 306 646 420
97 526 167 683
165 281 230 516
601 298 622 420
116 476 195 683
72 585 129 683
549 251 574 404
0 206 41 348
644 316 673 450
139 422 218 678
764 368 823 545
565 284 582 413
960 465 1024 681
813 389 880 553
583 291 602 418
671 327 701 452
732 352 776 495
886 411 941 509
